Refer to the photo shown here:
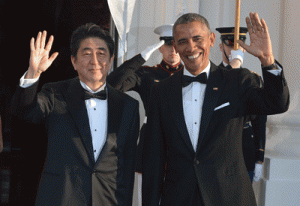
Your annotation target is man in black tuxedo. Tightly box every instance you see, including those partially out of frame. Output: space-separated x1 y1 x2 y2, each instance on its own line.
142 12 289 206
12 23 140 206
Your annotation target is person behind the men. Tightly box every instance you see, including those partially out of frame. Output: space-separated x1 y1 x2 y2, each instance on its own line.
142 12 289 206
216 26 267 182
11 23 140 206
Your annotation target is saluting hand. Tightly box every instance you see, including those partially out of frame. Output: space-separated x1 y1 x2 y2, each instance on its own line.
238 12 275 67
26 31 59 79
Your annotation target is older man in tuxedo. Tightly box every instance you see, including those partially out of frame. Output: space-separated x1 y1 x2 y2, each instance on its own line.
12 23 139 206
142 12 289 206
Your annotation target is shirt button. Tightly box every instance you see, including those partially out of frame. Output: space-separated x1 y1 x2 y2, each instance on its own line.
195 122 197 124
195 99 197 101
94 150 96 153
94 108 96 110
95 129 97 131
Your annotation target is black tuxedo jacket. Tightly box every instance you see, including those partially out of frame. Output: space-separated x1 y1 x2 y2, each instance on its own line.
142 62 289 206
219 62 267 171
12 77 140 206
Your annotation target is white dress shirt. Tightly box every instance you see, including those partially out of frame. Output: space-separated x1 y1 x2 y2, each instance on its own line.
20 73 108 161
182 62 211 151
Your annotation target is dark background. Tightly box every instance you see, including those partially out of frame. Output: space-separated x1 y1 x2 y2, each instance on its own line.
0 0 112 204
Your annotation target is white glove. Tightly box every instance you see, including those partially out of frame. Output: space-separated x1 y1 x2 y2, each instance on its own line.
229 49 244 65
253 163 263 182
141 40 165 61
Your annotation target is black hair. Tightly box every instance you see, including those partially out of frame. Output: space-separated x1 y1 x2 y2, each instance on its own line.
70 23 115 58
173 13 211 36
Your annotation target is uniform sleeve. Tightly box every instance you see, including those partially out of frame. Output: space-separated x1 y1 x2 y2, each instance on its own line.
107 54 146 92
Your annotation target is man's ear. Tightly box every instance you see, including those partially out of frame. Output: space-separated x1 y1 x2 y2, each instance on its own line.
71 55 77 71
209 32 216 47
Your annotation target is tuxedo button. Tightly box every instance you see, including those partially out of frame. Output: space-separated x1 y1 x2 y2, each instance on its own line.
93 169 97 173
194 159 200 165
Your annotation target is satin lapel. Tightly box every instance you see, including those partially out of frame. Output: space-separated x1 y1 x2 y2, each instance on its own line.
64 78 95 162
197 63 225 151
167 71 194 153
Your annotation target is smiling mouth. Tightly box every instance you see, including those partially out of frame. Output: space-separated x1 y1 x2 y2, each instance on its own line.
187 53 202 60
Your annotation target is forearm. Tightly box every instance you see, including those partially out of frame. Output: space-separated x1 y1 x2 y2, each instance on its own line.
11 82 51 124
107 54 145 92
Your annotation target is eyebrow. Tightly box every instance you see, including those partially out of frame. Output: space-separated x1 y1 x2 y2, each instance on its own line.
178 35 204 41
82 47 107 52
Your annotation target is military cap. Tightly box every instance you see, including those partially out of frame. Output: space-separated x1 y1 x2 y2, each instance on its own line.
154 24 174 45
216 27 248 47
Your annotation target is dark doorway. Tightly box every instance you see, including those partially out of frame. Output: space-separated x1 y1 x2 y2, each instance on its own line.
0 1 115 205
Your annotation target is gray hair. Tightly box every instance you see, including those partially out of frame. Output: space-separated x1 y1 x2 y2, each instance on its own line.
173 13 211 36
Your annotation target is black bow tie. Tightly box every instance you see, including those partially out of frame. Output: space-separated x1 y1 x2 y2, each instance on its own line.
182 72 208 87
83 90 107 100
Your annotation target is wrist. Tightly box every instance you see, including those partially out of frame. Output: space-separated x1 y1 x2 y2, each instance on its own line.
259 55 275 67
229 49 244 66
230 59 242 69
25 69 42 79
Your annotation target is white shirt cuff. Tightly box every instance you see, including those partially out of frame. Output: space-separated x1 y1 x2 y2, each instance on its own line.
266 63 282 76
20 71 40 88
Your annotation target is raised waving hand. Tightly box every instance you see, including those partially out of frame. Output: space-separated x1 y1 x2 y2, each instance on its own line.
238 12 275 66
26 31 59 79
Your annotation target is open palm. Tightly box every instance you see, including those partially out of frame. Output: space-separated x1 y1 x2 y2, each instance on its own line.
28 31 58 78
238 12 274 66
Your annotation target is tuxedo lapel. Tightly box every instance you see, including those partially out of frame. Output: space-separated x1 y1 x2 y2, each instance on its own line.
197 63 225 150
64 78 95 162
166 71 195 153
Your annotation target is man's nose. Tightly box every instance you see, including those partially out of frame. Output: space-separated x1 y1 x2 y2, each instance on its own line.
186 40 196 53
90 53 99 65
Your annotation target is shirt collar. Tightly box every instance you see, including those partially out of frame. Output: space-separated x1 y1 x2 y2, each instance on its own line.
80 81 106 94
183 61 211 78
